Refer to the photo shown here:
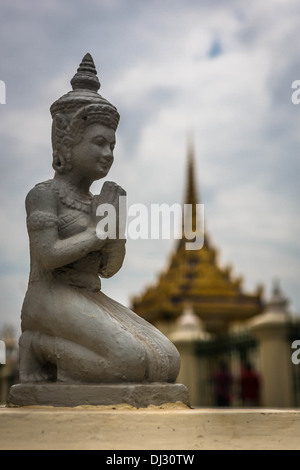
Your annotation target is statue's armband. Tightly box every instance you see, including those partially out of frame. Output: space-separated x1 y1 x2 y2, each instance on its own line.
27 211 58 231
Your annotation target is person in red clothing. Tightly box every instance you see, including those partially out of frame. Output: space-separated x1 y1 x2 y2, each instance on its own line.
240 362 261 407
213 361 233 407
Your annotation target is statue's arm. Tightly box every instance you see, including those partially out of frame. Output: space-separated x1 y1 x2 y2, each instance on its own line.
26 185 105 270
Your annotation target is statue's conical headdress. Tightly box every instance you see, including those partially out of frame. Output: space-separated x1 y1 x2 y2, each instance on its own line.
50 54 120 173
50 53 120 131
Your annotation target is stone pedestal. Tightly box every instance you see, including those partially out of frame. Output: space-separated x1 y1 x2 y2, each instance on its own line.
7 382 190 408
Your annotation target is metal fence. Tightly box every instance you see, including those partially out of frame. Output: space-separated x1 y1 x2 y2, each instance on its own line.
195 331 259 407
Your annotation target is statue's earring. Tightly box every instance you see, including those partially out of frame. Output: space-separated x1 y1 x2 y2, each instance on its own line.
52 150 66 173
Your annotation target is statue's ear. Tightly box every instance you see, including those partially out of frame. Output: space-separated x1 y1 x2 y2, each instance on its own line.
52 113 72 173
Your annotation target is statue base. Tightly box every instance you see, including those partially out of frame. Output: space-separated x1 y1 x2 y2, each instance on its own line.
7 382 190 408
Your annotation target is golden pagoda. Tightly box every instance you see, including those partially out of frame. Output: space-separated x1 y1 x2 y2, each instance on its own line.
131 141 263 335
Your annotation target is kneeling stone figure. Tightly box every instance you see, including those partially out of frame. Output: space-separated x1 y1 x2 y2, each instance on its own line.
8 54 189 407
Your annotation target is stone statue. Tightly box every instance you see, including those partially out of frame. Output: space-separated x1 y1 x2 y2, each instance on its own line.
8 54 189 407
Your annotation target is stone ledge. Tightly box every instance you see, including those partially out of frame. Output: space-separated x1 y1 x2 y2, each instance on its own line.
7 382 190 408
1 406 300 450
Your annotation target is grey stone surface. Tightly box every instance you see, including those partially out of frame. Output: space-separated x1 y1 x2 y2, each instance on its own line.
10 53 185 406
7 383 190 408
1 407 300 450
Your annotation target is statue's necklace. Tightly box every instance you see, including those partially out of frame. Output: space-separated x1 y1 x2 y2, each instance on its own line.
54 180 93 214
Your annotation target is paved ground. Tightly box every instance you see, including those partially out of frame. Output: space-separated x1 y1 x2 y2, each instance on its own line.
1 403 300 450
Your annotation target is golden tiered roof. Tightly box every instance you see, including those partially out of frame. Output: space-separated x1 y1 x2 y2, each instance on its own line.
131 143 263 334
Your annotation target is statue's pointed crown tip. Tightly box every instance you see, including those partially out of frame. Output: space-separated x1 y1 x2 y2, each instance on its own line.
81 52 95 66
70 53 100 92
83 52 93 61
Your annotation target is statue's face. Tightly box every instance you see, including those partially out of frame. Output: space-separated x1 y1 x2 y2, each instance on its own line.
71 123 115 181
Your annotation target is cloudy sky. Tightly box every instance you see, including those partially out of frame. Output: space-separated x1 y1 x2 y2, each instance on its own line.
0 0 300 336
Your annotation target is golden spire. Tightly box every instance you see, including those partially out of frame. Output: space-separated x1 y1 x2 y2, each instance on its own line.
131 133 263 333
181 133 201 237
184 135 199 207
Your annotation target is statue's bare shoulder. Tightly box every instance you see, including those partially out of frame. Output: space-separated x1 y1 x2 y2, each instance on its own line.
25 180 57 216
